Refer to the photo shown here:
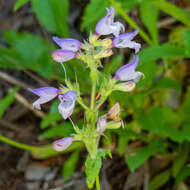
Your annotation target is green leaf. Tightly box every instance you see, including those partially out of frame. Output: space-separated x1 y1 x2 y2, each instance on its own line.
117 128 147 156
153 0 190 27
172 144 189 178
181 124 190 141
175 166 190 186
125 140 164 172
85 155 102 189
149 169 171 190
152 78 182 92
62 150 79 180
184 29 190 56
40 123 75 139
0 48 22 69
104 55 123 75
138 43 187 64
40 113 62 129
0 87 19 118
117 0 140 11
138 107 184 142
81 0 109 32
31 0 68 36
137 60 156 86
14 0 29 11
2 31 54 78
85 149 111 188
139 1 159 45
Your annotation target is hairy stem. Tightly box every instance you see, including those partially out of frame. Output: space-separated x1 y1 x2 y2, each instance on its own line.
90 79 96 111
96 175 101 190
77 97 89 111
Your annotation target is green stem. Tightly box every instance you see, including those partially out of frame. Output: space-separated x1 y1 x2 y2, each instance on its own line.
109 0 153 46
77 97 89 111
96 175 101 190
0 135 39 152
90 79 96 111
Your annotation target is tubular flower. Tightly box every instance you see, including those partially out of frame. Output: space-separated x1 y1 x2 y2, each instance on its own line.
112 29 141 53
115 56 143 83
52 37 81 63
52 49 77 63
28 87 61 110
53 137 74 152
95 6 125 37
58 91 77 120
52 37 81 52
97 116 107 134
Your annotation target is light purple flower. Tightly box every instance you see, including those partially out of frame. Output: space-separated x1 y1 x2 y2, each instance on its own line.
28 87 61 110
97 116 107 134
53 137 74 152
52 50 77 63
95 6 125 37
58 91 77 120
53 37 81 52
112 29 141 53
115 56 143 82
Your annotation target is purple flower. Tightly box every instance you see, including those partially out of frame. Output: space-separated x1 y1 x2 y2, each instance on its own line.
58 91 77 120
115 56 143 83
112 29 141 53
95 6 125 37
97 116 107 134
53 137 74 152
28 87 61 110
53 37 81 52
52 49 77 63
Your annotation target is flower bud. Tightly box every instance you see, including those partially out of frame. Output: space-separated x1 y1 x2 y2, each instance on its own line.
52 50 77 63
53 137 74 152
92 39 112 47
106 120 122 129
97 116 107 134
94 48 113 59
114 81 136 92
89 33 99 44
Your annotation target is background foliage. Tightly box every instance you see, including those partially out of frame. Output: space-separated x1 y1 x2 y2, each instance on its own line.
1 0 190 189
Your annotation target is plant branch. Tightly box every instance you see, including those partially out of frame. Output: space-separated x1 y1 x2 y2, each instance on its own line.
96 175 101 190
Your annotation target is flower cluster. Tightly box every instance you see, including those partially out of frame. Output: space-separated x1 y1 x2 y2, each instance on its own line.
28 87 77 120
29 6 143 153
51 6 141 63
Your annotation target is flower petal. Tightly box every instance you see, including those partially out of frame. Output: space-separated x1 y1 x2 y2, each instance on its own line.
53 137 74 152
109 22 125 37
53 37 81 52
95 7 124 36
115 56 140 81
28 87 59 110
97 116 107 134
112 29 141 52
52 50 77 62
58 91 77 119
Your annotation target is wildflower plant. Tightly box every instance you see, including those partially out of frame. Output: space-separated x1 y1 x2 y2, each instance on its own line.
29 6 142 189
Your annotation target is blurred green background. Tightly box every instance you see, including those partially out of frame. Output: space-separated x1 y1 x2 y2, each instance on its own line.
0 0 190 189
